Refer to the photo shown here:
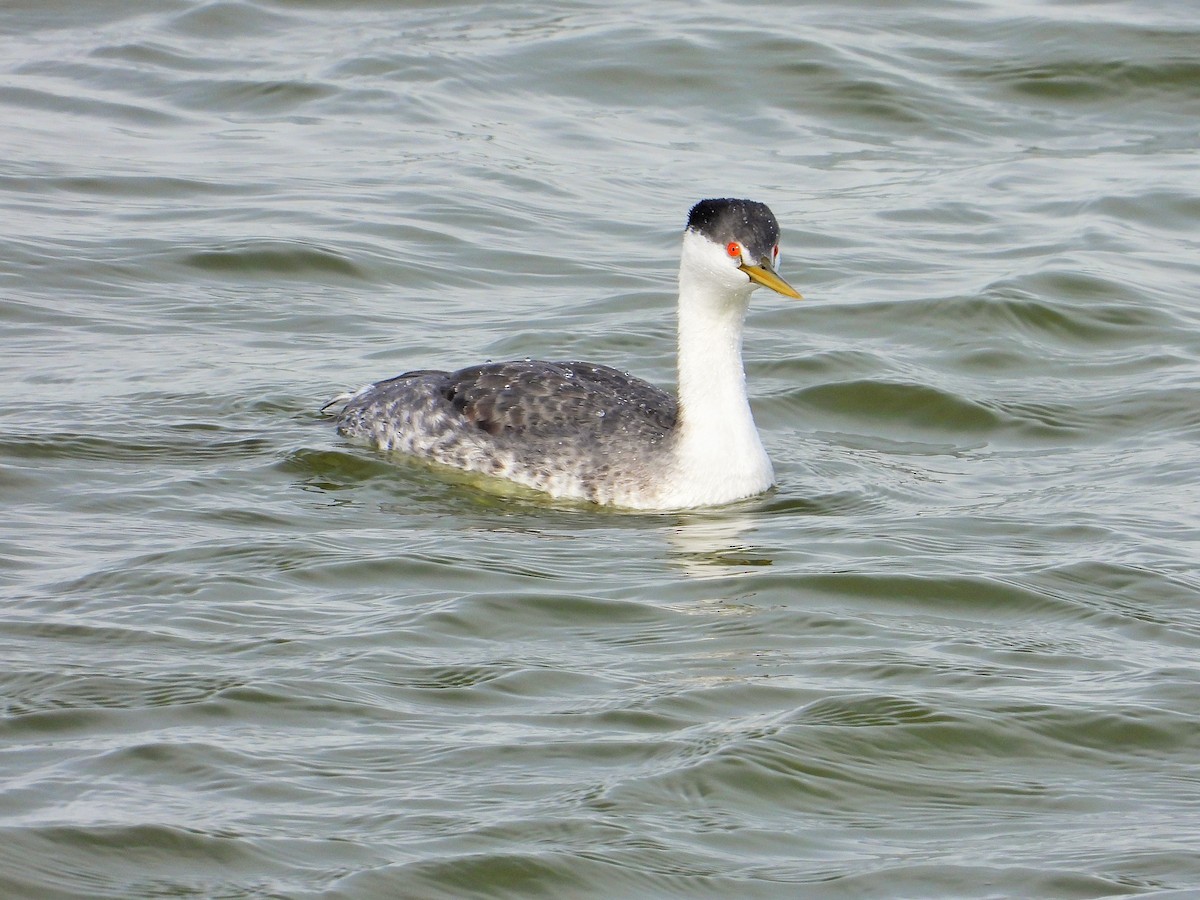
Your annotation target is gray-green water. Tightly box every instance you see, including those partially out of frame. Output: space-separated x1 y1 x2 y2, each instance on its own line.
3 1 1200 897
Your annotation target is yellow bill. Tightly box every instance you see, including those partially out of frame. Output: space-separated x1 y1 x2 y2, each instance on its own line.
739 261 802 299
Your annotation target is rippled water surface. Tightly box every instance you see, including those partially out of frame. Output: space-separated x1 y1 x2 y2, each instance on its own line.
3 1 1200 897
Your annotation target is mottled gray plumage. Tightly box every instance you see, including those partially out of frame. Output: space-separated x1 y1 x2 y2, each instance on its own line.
334 360 678 504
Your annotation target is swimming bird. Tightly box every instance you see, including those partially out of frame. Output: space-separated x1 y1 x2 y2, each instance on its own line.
328 198 801 509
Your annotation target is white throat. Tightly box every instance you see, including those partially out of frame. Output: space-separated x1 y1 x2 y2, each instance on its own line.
661 231 775 507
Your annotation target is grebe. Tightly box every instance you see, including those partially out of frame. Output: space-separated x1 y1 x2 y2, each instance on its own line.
328 198 801 509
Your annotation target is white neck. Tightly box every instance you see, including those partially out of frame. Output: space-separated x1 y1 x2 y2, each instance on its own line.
661 232 774 507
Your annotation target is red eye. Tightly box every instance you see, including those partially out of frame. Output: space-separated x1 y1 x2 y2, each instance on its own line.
726 242 742 258
773 244 779 258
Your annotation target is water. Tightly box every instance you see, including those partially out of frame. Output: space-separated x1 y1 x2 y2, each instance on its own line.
3 0 1200 897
